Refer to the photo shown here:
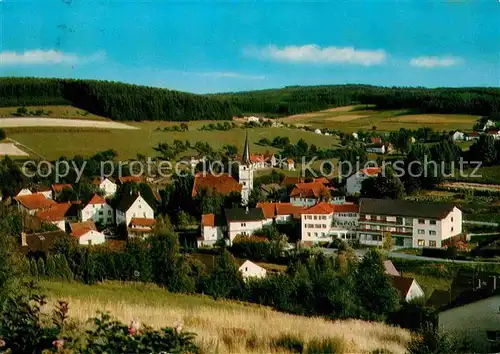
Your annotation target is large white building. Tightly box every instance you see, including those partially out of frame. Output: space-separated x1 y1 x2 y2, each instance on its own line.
225 207 265 244
198 213 225 247
81 194 114 225
345 167 381 195
116 193 154 226
300 202 359 245
357 198 462 248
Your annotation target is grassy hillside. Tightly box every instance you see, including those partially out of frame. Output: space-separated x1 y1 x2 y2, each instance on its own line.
277 105 479 132
6 120 339 160
41 280 410 354
0 105 109 120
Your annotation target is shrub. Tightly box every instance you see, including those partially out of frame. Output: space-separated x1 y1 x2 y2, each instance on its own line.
0 129 6 140
306 337 345 353
272 334 304 353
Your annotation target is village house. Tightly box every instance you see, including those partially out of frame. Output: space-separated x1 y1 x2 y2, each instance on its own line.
438 291 500 353
91 177 117 197
314 128 322 135
290 182 331 207
357 198 462 248
15 193 57 215
198 213 225 247
128 217 156 238
117 176 144 185
481 119 496 131
391 275 425 302
487 129 500 140
225 207 265 244
238 259 267 279
70 220 106 245
34 202 72 231
467 131 480 140
116 193 154 226
257 202 304 225
366 143 387 154
383 260 400 276
51 184 73 199
281 158 295 171
20 230 66 255
346 167 382 195
15 188 33 197
266 154 278 168
81 194 114 226
451 131 465 141
191 173 242 198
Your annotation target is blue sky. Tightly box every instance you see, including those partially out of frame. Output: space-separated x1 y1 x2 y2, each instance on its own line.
1 0 499 93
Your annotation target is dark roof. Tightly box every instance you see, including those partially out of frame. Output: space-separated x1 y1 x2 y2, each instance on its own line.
65 202 82 218
225 207 264 222
116 193 139 212
391 275 415 298
359 198 456 219
440 289 500 312
20 230 66 254
241 131 251 165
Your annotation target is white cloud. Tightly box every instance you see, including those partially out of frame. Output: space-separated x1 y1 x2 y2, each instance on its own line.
196 71 265 80
244 44 387 66
0 49 105 66
409 56 463 68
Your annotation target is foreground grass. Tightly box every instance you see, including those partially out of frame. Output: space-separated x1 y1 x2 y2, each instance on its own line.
7 122 339 159
40 280 410 354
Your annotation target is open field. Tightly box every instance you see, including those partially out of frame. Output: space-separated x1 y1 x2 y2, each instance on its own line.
0 117 137 130
41 280 410 354
6 121 340 160
0 105 109 121
278 106 480 133
0 142 29 156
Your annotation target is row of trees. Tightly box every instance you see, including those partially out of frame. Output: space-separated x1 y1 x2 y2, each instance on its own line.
214 85 500 116
0 77 233 121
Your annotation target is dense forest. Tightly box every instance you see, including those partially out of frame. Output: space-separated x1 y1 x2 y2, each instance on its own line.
0 77 233 121
213 85 500 117
1 77 499 121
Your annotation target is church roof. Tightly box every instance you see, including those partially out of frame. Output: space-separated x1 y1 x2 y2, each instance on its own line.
241 131 251 165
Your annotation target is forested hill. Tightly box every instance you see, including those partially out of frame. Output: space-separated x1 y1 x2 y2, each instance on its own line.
1 78 499 121
212 85 500 117
0 77 232 122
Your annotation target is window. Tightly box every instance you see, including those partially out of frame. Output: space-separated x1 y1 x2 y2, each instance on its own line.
451 227 454 232
314 232 318 237
99 211 103 215
241 223 246 227
429 230 436 236
429 241 437 247
108 210 112 216
322 216 326 220
418 219 425 224
418 229 425 234
451 217 454 222
307 232 311 236
321 232 325 236
418 239 425 246
314 216 317 220
430 220 436 225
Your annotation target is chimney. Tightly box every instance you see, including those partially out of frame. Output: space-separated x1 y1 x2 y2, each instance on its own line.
21 232 27 246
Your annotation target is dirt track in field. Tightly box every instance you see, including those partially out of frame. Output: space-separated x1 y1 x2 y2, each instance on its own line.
0 118 138 130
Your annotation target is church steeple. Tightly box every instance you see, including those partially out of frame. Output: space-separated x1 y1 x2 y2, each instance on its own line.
241 131 251 165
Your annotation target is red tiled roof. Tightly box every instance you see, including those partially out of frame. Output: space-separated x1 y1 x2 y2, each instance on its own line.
468 132 480 137
276 203 305 218
290 182 329 198
370 137 382 144
130 217 156 227
303 201 335 215
332 203 359 213
201 213 215 227
256 202 275 219
15 194 57 210
35 202 71 222
360 167 382 176
118 176 143 184
70 220 97 238
51 184 73 192
87 194 106 205
192 173 242 197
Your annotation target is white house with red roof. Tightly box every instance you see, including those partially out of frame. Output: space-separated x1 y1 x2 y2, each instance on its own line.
15 194 57 215
290 182 331 207
128 217 156 238
198 213 225 247
35 202 71 231
281 158 295 171
116 193 154 227
346 167 382 195
70 220 105 245
257 202 304 225
81 194 114 226
300 202 359 245
486 129 500 140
